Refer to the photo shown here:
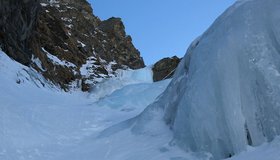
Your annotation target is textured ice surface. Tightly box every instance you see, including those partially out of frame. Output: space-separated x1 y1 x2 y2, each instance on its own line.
130 0 280 159
89 67 153 101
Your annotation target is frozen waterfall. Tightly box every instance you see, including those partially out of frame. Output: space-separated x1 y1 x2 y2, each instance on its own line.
129 0 280 159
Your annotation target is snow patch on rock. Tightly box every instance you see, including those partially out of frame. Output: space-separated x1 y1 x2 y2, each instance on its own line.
42 48 76 68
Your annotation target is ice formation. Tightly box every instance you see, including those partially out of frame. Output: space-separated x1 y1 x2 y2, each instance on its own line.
89 67 153 101
128 0 280 159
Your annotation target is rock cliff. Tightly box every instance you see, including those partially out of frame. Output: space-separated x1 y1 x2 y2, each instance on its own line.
0 0 145 91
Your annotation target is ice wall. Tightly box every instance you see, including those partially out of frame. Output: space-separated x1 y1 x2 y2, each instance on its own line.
130 0 280 159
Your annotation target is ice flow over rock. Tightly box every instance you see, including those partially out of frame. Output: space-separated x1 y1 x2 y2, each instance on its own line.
127 0 280 159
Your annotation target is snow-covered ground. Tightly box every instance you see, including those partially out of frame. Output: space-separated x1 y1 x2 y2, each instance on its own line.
0 50 184 160
1 47 280 160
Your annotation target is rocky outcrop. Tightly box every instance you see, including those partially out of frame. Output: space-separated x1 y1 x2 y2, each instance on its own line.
98 17 144 69
0 0 40 65
152 56 180 82
0 0 145 91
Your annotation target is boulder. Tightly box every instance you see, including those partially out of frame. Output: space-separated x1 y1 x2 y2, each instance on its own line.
152 56 180 81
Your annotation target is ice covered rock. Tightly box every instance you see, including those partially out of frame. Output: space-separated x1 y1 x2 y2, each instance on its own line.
125 0 280 159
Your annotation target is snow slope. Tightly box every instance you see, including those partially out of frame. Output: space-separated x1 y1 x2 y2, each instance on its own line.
228 137 280 160
0 50 175 160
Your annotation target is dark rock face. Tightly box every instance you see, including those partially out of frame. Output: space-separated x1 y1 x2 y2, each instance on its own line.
0 0 145 91
152 56 180 82
0 0 40 65
98 17 144 69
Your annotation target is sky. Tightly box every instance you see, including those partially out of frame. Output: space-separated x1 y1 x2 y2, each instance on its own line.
90 1 236 65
